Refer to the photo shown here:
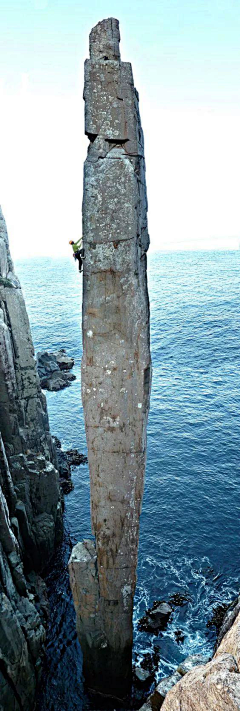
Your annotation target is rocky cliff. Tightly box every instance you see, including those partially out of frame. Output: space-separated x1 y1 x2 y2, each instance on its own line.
69 18 151 699
0 207 62 709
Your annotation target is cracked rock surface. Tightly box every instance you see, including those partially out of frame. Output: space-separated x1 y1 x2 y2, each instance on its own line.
69 17 151 699
0 207 62 709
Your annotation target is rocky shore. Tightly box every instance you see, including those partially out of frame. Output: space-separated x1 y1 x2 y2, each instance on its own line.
37 349 76 391
138 596 240 710
0 207 62 709
53 436 87 493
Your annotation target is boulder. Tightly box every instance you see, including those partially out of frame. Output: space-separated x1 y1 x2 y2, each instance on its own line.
135 666 154 684
66 449 88 466
139 601 172 633
53 349 74 371
169 592 191 607
177 653 210 676
156 671 182 702
37 350 76 391
138 671 182 711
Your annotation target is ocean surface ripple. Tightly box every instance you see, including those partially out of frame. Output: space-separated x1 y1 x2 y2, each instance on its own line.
16 250 240 710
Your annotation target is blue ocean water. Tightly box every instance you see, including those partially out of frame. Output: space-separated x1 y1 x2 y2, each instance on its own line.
16 250 240 709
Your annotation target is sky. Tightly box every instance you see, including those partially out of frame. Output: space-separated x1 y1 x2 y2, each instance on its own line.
0 0 240 257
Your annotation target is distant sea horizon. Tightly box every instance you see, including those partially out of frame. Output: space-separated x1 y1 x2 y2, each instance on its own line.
13 244 240 261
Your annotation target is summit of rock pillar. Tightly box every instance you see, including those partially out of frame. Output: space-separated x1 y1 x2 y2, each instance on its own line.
89 18 120 60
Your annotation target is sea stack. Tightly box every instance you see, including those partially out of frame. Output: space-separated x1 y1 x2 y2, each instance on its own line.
69 18 151 698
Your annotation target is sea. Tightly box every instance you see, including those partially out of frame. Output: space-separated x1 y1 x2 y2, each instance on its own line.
16 250 240 710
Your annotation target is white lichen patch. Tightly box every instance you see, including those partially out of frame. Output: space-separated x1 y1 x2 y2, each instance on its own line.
102 415 120 427
87 329 93 337
122 584 131 610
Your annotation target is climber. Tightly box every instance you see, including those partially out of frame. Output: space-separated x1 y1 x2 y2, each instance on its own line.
69 238 85 273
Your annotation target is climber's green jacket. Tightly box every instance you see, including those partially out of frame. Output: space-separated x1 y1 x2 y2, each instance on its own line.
72 238 82 253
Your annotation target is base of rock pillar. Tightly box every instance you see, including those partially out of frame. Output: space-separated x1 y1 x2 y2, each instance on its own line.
69 539 132 699
83 645 132 699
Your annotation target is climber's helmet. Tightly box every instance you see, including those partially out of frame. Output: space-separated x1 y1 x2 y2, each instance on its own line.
69 240 74 245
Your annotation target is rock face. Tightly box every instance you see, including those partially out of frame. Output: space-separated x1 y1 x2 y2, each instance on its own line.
0 206 62 709
160 653 240 710
69 17 151 699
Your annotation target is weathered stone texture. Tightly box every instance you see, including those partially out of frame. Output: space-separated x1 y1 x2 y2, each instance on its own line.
215 608 240 672
69 18 151 698
160 653 240 710
0 207 62 708
0 206 61 563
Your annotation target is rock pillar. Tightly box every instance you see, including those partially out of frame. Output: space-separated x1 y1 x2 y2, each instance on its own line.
69 18 151 699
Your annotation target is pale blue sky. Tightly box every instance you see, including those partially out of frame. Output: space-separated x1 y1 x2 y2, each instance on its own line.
1 0 240 256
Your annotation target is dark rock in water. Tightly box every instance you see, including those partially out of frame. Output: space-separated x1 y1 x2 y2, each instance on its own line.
207 603 229 634
169 592 191 607
52 438 87 495
66 449 88 466
37 350 76 391
52 438 72 495
134 647 160 691
174 629 185 643
60 479 74 494
55 447 71 480
135 666 154 685
140 647 160 673
139 600 172 633
40 370 76 392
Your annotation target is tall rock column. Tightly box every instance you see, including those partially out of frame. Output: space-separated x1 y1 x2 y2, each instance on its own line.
69 18 151 698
